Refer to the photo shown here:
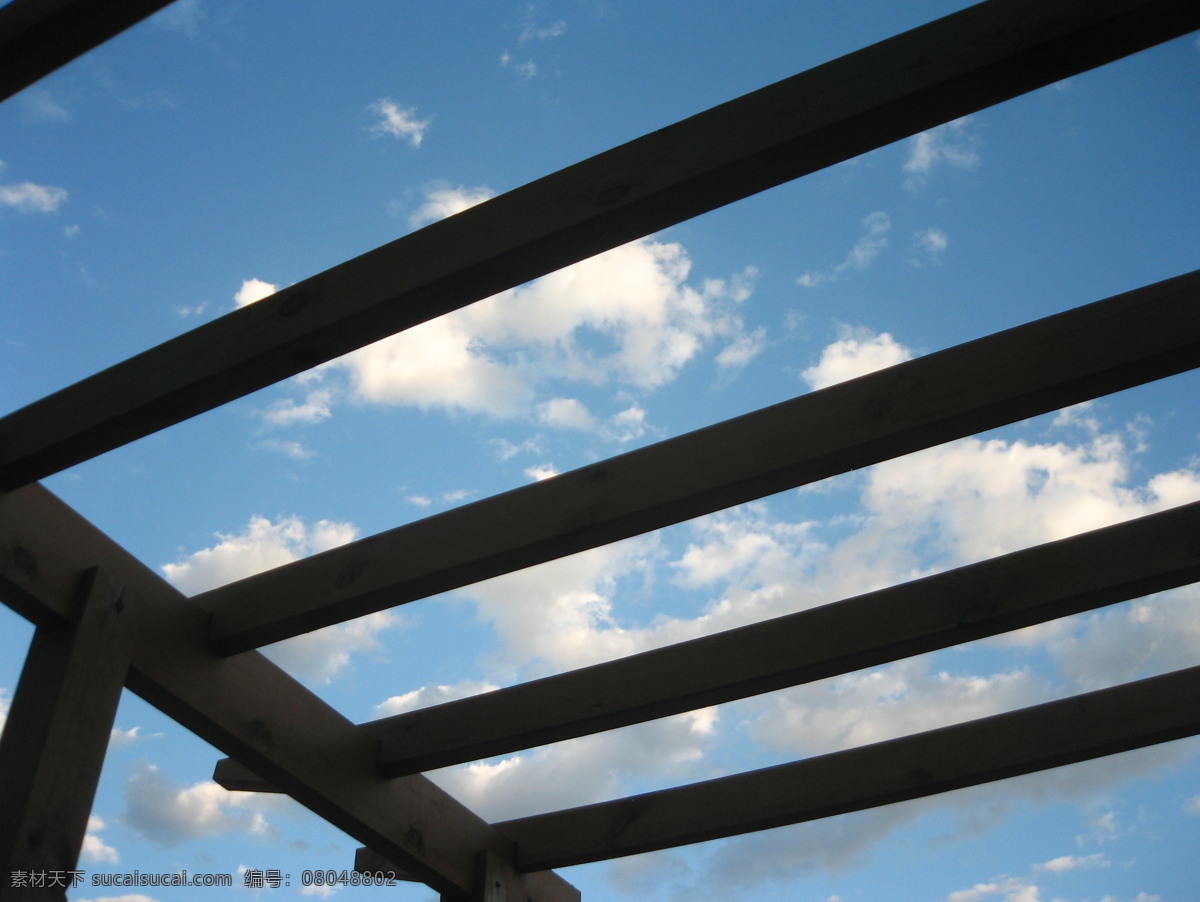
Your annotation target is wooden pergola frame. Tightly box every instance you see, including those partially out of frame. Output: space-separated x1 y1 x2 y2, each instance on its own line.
2 1 1199 899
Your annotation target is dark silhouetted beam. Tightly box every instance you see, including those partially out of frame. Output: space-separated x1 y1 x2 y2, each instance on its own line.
3 0 1197 491
496 666 1200 870
196 269 1200 654
0 0 178 102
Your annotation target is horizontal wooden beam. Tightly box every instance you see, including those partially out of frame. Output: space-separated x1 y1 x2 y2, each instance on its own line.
0 485 531 900
0 0 178 102
197 269 1200 654
210 499 1200 786
0 567 137 892
496 665 1200 870
3 0 1196 491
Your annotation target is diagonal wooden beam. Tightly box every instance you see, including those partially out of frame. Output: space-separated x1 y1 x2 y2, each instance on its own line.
0 0 179 102
495 665 1200 870
2 0 1197 492
0 485 540 900
210 499 1200 786
196 269 1200 654
0 567 137 897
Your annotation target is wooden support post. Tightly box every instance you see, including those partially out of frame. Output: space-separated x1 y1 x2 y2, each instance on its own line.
0 567 137 899
448 852 581 902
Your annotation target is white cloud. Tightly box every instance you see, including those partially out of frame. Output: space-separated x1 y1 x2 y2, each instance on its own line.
260 389 333 427
408 184 495 228
254 438 316 460
374 679 500 717
525 463 560 482
520 20 567 42
0 180 68 212
152 0 204 37
538 397 597 431
81 816 120 864
124 764 277 847
912 227 949 265
233 277 277 308
162 515 357 595
797 212 891 287
715 326 766 371
801 328 914 390
1034 853 1107 873
500 52 538 81
368 98 430 147
161 516 398 682
337 239 757 420
19 88 70 123
904 117 981 190
1184 794 1200 814
109 725 144 749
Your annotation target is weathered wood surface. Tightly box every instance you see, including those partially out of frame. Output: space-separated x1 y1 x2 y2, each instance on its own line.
211 499 1200 785
197 269 1200 653
3 0 1197 491
0 0 178 102
0 485 527 899
0 568 136 899
496 666 1200 870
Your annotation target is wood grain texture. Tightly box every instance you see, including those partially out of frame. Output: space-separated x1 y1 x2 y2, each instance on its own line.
0 568 136 892
3 0 1197 491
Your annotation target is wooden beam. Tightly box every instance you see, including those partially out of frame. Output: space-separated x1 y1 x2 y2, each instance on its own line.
496 665 1200 870
0 485 532 900
210 499 1200 786
197 269 1200 654
0 0 179 102
349 849 582 902
3 0 1197 491
0 567 137 897
371 500 1200 774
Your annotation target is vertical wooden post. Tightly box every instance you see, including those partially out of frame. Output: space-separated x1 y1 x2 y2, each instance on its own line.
0 567 137 900
441 851 581 902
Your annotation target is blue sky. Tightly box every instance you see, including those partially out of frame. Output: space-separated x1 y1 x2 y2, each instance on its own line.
2 1 1199 900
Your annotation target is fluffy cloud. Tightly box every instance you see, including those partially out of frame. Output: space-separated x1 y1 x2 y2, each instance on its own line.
375 679 500 717
801 327 914 390
161 516 400 682
335 236 757 420
124 764 278 847
81 816 119 864
0 179 68 213
368 98 430 147
407 184 494 228
798 212 891 287
233 277 277 308
259 389 332 427
903 117 981 191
